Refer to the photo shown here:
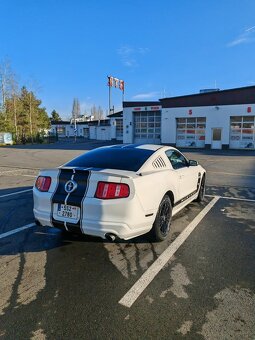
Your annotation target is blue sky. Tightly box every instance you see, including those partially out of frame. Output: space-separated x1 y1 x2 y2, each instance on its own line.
0 0 255 119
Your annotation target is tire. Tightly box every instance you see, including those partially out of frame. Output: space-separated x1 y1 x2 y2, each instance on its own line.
195 175 206 202
151 195 172 242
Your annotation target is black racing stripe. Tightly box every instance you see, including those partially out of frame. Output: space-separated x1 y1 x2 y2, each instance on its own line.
174 189 198 207
65 170 90 233
51 168 73 228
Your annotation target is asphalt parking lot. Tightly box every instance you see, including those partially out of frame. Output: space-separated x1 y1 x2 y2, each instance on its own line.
0 141 255 339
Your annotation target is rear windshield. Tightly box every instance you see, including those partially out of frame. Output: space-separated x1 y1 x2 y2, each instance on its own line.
65 147 155 172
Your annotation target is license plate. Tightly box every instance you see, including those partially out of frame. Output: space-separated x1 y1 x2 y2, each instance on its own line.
57 204 79 220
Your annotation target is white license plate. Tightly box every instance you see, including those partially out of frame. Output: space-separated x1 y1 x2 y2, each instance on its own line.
57 204 79 220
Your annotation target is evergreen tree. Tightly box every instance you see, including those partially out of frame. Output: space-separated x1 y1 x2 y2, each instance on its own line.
51 109 62 121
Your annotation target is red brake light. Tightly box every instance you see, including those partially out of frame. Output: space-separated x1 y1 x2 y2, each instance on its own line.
35 176 51 192
95 181 130 199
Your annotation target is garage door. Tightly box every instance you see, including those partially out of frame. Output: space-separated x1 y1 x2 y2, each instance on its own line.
134 111 161 144
176 117 206 148
230 116 255 149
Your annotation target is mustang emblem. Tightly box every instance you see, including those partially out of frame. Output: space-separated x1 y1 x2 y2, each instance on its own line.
65 180 77 193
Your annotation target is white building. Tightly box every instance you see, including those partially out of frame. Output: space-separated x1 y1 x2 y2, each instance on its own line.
50 111 123 141
123 86 255 150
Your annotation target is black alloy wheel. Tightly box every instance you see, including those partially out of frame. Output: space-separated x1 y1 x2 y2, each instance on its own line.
152 195 172 242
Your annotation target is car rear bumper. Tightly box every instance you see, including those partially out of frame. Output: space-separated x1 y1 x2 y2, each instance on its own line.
81 219 151 240
34 209 152 240
33 196 155 240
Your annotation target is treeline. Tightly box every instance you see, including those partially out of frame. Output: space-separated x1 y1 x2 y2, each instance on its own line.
0 59 50 143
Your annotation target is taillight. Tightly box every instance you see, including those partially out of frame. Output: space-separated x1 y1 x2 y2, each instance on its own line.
95 181 130 199
35 176 51 192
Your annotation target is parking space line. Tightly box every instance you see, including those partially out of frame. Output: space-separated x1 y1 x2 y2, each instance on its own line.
206 194 255 203
0 188 33 198
118 196 220 308
0 223 35 240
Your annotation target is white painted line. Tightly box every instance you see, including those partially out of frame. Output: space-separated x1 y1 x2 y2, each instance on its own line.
0 223 35 240
119 196 220 308
205 194 255 203
0 188 33 198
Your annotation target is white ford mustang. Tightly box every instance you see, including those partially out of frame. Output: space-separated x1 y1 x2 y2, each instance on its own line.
33 144 206 241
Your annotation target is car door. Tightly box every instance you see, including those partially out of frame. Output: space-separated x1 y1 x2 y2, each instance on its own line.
165 149 198 201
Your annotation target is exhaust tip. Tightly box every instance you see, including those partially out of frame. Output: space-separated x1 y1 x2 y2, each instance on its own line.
105 233 116 242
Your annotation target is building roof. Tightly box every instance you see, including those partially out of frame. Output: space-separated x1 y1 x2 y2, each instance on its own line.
159 86 255 108
51 120 70 125
123 101 161 108
88 119 110 126
107 111 123 118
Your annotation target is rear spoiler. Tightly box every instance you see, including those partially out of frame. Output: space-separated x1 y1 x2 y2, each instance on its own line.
60 166 135 179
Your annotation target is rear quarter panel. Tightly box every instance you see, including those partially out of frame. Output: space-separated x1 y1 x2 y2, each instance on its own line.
133 170 179 213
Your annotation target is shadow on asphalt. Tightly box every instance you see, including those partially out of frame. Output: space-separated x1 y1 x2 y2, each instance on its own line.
0 186 33 197
206 185 255 198
180 148 255 157
0 139 122 151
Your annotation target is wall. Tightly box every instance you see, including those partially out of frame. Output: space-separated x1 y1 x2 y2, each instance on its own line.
89 126 97 139
161 104 255 147
95 126 111 140
123 107 134 143
51 123 89 137
109 118 117 140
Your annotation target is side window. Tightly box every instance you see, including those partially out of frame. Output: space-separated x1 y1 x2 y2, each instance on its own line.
165 150 188 170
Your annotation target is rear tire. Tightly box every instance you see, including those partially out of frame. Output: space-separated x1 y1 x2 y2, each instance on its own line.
151 195 172 242
195 175 206 202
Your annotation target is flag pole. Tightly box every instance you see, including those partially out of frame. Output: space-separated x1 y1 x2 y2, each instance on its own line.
108 76 111 115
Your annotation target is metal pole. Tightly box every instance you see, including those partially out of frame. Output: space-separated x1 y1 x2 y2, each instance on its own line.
109 83 111 115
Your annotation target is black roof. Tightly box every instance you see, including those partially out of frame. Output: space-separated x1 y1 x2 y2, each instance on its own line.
123 101 161 108
159 86 255 108
88 119 110 126
51 120 70 125
65 144 156 172
107 111 123 118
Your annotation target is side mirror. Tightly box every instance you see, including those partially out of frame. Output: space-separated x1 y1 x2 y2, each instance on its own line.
189 160 198 166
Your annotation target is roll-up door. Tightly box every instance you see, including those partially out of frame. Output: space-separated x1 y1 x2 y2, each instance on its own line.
230 116 255 149
176 117 206 148
134 111 161 144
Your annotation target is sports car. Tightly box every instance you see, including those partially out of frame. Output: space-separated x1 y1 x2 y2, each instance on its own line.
33 144 206 241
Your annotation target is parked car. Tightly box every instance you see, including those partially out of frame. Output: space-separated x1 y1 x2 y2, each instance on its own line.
33 144 206 241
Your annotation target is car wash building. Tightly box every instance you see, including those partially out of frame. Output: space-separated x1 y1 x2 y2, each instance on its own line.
123 86 255 149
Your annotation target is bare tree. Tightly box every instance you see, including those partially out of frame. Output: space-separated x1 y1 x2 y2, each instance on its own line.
72 98 81 120
90 105 104 121
0 58 12 115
